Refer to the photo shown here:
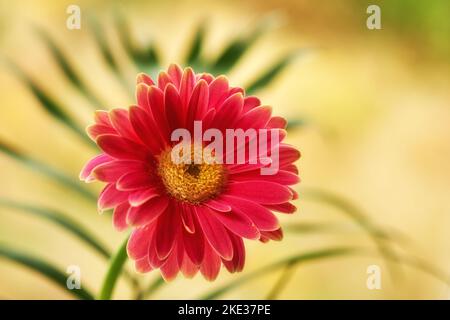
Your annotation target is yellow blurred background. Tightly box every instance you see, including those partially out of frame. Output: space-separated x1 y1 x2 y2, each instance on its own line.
0 0 449 299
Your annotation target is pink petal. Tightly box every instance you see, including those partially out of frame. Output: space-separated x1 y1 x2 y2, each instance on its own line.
148 86 171 140
94 110 113 126
214 209 260 240
179 67 196 107
222 195 280 231
116 171 155 191
200 242 221 281
230 169 300 186
136 83 150 110
279 144 301 167
148 235 168 268
128 188 159 207
180 204 196 233
237 106 272 130
242 96 261 113
135 256 152 273
186 79 209 129
86 124 116 141
98 183 129 211
281 164 299 175
267 116 287 129
109 108 140 142
79 154 112 182
260 228 283 241
93 160 146 183
164 83 185 130
127 225 152 260
160 248 179 281
136 73 154 86
222 232 245 273
182 215 205 265
195 206 233 260
211 93 244 131
127 196 169 227
129 105 164 153
204 198 231 212
180 254 199 278
113 202 129 231
226 181 293 204
265 202 297 214
167 64 183 88
155 202 180 259
97 134 149 161
208 76 229 109
157 72 172 91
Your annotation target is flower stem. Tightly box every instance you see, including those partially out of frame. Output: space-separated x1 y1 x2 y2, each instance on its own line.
98 235 129 300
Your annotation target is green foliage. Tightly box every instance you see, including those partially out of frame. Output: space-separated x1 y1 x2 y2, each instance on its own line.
0 244 94 300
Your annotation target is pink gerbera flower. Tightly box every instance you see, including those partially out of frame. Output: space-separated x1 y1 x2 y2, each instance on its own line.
80 64 300 281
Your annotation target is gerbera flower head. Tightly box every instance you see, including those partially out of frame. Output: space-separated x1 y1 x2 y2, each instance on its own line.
80 64 300 281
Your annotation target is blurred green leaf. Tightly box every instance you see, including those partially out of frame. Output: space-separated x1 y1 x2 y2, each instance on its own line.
265 260 296 299
88 16 133 96
142 277 165 299
246 51 300 95
88 17 119 73
301 187 401 280
210 26 263 73
36 27 103 108
0 199 109 258
185 22 206 66
0 140 96 201
0 244 94 300
285 221 351 234
7 61 93 146
114 11 160 77
200 246 359 299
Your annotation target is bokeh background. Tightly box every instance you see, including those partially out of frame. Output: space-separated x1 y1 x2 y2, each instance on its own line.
0 0 449 299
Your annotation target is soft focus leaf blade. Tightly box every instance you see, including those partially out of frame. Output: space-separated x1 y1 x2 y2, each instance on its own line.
0 244 94 300
200 247 359 299
36 27 102 108
0 199 109 258
186 22 206 65
246 51 299 94
7 62 93 146
0 140 96 201
114 11 160 73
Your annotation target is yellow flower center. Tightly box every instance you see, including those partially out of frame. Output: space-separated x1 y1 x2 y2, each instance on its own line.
157 146 226 204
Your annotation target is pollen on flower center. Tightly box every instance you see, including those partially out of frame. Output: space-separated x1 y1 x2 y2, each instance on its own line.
157 147 226 204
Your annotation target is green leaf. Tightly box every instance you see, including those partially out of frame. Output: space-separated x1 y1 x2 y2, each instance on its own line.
210 26 263 73
36 27 103 108
284 221 351 234
6 61 93 146
301 187 401 280
0 139 96 201
185 22 206 66
114 11 160 75
0 244 94 300
286 118 307 131
142 277 165 299
246 51 300 94
87 16 133 95
0 199 109 258
200 246 359 299
265 260 296 299
88 16 119 73
98 235 129 300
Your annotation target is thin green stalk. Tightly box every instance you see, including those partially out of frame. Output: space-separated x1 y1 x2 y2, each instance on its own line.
98 235 129 300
